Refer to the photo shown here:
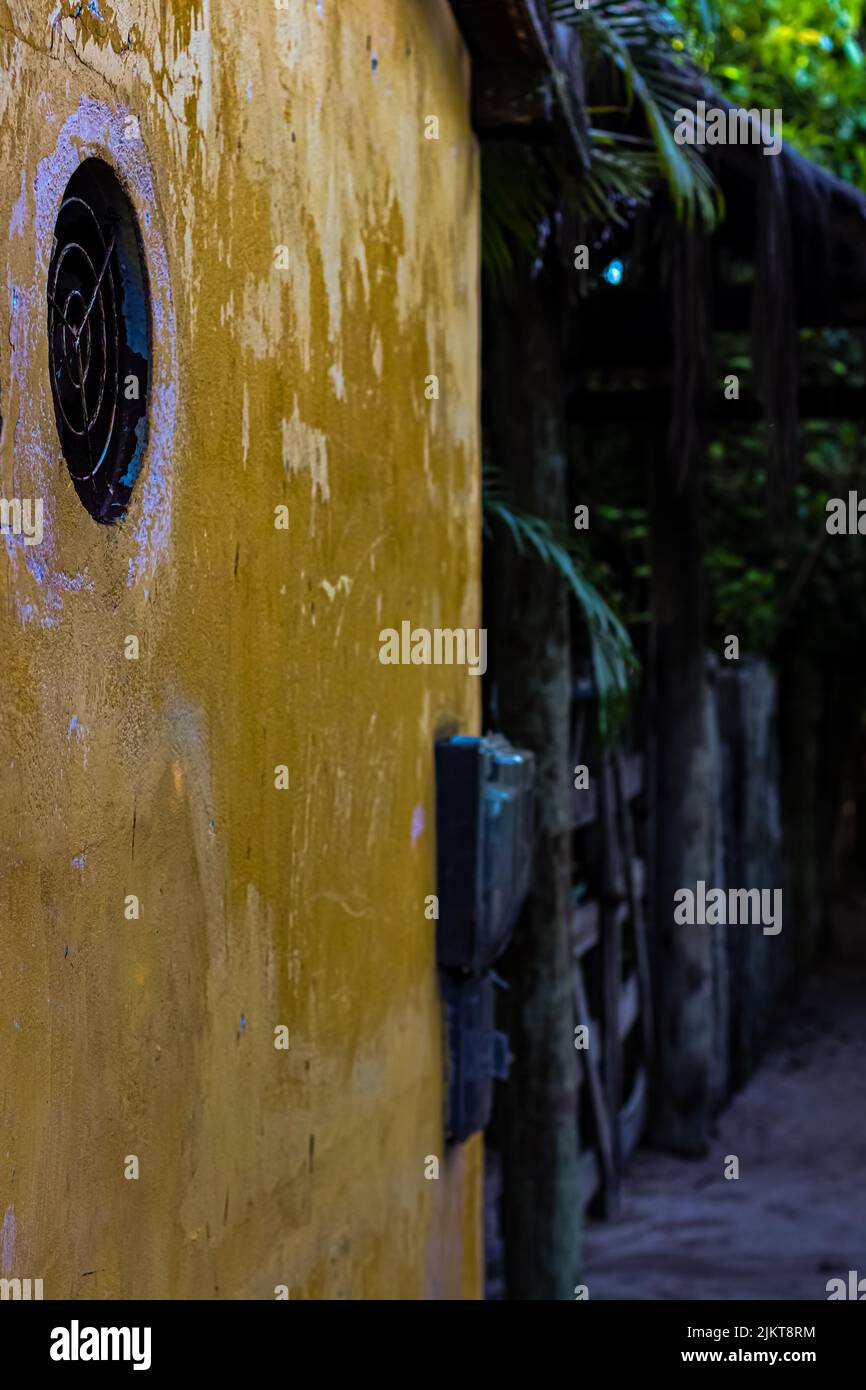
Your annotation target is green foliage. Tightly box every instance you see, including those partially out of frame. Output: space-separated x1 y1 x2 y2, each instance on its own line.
483 466 639 737
703 417 866 658
484 0 866 713
480 134 656 295
482 4 726 285
551 0 723 225
574 133 659 225
663 1 866 654
481 146 549 295
670 0 866 187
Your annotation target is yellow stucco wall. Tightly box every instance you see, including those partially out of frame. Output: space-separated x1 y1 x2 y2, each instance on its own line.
0 0 481 1299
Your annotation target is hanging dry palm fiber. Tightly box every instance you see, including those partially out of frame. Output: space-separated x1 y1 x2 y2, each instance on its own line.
665 216 713 494
752 148 799 526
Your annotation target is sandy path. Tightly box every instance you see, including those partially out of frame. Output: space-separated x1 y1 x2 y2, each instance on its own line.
582 964 866 1300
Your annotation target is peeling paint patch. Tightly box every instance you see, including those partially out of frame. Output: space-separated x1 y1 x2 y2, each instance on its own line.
328 361 345 399
371 331 383 378
162 5 213 176
319 575 351 601
281 405 330 504
241 274 285 361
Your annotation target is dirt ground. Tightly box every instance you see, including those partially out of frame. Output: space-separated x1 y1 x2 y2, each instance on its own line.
583 963 866 1300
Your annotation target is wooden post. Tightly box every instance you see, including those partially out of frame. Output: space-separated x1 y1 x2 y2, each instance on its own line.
487 252 583 1300
647 426 715 1156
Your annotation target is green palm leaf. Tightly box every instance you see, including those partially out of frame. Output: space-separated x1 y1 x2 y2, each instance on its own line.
483 465 639 737
550 0 722 227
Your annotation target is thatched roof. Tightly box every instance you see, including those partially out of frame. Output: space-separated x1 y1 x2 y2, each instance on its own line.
454 2 866 504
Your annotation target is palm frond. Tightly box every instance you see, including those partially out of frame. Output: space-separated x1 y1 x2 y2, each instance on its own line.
483 465 639 738
480 145 549 292
577 132 658 223
550 0 722 228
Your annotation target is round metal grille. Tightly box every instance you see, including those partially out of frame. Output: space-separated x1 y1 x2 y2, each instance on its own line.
47 159 150 525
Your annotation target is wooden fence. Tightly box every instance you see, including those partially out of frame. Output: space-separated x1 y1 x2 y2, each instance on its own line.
572 698 652 1215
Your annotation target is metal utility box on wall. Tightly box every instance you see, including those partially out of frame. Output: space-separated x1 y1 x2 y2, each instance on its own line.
435 735 534 1140
435 735 534 976
441 972 510 1143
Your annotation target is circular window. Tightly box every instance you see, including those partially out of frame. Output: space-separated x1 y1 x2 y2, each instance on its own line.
47 158 150 525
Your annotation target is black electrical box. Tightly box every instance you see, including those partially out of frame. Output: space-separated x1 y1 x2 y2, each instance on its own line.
442 971 511 1143
434 734 534 976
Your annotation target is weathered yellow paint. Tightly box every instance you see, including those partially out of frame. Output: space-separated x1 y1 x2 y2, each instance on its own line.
0 0 481 1298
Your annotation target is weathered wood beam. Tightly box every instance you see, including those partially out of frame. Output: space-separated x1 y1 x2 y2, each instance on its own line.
451 0 588 159
472 64 553 131
449 0 548 65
